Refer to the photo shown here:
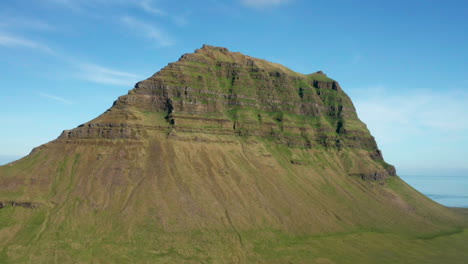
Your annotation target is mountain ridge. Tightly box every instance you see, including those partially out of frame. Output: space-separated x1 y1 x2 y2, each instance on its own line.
57 44 395 180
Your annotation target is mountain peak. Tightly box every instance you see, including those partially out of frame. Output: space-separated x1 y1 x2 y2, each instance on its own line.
1 45 466 263
199 44 230 53
70 46 393 179
314 70 326 75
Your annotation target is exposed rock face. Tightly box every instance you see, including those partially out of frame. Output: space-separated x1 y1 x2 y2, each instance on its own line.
58 44 394 180
0 201 39 209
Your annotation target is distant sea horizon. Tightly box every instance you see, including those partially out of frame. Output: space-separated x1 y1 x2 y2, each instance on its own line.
400 173 468 208
1 155 466 208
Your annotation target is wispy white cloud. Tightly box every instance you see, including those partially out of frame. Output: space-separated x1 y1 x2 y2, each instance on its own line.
38 92 73 104
0 33 54 54
45 0 187 25
138 0 167 16
77 63 142 86
350 86 468 171
241 0 293 9
44 0 186 33
0 31 140 87
171 15 188 27
351 86 468 144
137 0 188 26
121 16 174 47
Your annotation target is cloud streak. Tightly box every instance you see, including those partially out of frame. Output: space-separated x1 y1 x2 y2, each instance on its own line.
138 0 167 16
0 31 139 87
349 86 468 171
45 0 187 26
121 16 174 47
38 92 73 104
0 33 54 54
77 63 142 86
351 87 468 144
137 0 187 26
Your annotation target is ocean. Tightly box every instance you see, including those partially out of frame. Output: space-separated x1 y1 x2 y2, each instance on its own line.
400 174 468 208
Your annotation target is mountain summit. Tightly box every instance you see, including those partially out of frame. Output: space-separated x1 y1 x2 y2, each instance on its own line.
1 45 467 263
63 44 395 180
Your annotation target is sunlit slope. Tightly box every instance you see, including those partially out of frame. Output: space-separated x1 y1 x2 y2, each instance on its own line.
0 45 466 263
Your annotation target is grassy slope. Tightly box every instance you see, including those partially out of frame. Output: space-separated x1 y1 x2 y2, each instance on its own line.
0 126 466 263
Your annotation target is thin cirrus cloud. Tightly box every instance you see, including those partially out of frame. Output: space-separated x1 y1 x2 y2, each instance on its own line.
351 86 468 144
138 0 167 16
46 0 186 26
76 63 142 86
350 86 468 171
241 0 293 8
0 33 54 54
137 0 187 26
38 92 73 105
40 0 183 42
121 16 174 47
0 28 140 87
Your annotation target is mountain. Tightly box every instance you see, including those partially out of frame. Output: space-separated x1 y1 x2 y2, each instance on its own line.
0 45 467 263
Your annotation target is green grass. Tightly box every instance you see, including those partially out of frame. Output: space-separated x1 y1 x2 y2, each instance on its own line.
1 45 467 263
1 141 467 263
2 220 466 263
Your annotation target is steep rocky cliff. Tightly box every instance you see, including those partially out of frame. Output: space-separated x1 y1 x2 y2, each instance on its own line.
0 45 466 263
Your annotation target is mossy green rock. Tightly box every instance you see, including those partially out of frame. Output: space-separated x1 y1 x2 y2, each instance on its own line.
0 45 466 263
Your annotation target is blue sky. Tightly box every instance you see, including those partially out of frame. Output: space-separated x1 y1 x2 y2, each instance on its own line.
1 0 467 175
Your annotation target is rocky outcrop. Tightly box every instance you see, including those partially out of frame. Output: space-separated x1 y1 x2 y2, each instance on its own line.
354 171 388 181
313 80 342 91
0 201 40 209
59 123 143 140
